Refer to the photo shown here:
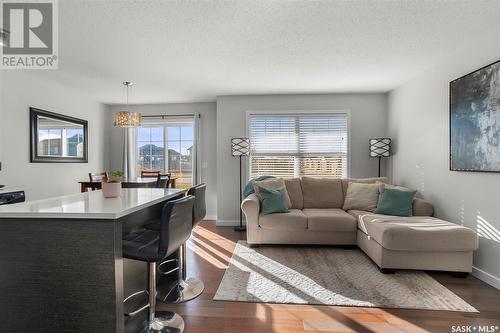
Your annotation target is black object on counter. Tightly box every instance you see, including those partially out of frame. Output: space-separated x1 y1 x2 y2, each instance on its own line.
0 190 25 205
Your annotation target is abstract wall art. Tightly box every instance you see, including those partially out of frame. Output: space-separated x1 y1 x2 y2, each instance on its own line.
450 60 500 172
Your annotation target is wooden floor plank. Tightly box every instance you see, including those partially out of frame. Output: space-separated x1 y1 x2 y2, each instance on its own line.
157 221 500 333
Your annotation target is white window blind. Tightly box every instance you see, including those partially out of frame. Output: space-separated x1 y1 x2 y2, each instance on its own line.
249 113 348 179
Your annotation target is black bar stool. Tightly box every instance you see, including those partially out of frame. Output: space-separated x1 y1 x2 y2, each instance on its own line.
170 183 206 303
149 184 207 303
122 196 195 333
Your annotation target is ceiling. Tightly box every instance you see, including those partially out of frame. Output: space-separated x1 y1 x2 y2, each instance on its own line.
36 0 500 104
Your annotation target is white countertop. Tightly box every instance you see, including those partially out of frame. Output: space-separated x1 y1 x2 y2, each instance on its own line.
0 188 186 219
0 186 25 194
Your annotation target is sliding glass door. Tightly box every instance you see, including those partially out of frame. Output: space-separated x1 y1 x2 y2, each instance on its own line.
136 116 196 188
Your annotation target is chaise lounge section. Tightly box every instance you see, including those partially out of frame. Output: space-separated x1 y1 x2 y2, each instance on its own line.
241 177 478 274
352 210 478 273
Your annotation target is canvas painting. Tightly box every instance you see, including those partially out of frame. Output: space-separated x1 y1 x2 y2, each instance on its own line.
450 60 500 172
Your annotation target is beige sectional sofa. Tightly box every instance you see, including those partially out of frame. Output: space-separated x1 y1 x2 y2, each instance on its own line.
241 177 478 274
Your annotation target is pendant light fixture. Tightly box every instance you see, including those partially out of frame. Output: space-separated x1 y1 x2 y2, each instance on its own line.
113 81 142 128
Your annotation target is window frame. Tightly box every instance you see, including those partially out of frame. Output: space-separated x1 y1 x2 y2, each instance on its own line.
135 117 197 187
245 110 351 181
136 125 166 173
30 107 88 163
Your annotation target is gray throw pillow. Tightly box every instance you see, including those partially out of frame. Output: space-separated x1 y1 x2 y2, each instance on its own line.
342 182 381 212
253 178 292 208
376 181 413 192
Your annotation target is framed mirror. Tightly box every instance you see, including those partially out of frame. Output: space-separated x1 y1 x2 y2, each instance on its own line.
30 107 88 163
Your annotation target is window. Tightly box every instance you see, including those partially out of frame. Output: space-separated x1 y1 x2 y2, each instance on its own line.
137 127 165 172
249 113 348 179
136 117 195 188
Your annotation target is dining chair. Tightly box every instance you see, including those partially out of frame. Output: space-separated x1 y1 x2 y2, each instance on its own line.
89 172 109 182
156 174 171 188
141 170 161 178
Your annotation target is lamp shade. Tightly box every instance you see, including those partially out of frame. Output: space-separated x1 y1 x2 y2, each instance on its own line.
369 138 391 157
113 111 142 128
231 138 250 156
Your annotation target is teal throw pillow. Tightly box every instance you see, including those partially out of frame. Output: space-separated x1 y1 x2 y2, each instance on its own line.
374 187 416 217
243 175 276 197
259 186 289 215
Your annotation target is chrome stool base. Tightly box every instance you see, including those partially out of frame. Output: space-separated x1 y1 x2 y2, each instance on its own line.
141 311 184 333
176 277 204 303
157 277 204 303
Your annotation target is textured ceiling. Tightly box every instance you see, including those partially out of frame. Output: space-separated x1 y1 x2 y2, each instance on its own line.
31 0 500 103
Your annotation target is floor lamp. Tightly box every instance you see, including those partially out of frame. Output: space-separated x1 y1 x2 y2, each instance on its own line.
231 138 250 232
369 138 391 177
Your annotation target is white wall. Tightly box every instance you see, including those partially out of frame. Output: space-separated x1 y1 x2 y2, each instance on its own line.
0 71 108 200
216 94 388 224
106 103 217 219
388 41 500 287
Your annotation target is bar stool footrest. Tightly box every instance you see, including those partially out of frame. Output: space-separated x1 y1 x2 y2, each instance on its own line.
158 259 180 276
124 290 150 317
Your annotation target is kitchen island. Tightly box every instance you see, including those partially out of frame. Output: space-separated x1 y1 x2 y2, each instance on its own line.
0 188 186 333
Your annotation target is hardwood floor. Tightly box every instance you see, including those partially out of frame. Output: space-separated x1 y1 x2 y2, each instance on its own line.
157 221 500 333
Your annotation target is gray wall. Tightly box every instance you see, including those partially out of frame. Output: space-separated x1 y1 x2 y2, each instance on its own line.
388 41 500 287
216 94 388 224
0 71 108 200
107 102 217 219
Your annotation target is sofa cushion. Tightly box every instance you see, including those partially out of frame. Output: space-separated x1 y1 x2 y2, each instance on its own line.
341 177 389 197
352 211 478 252
347 209 370 221
258 209 307 230
374 182 434 216
375 187 416 216
301 177 344 208
303 208 357 232
412 197 434 216
284 178 303 209
259 186 290 215
253 178 292 208
376 181 412 192
243 176 276 197
342 182 381 212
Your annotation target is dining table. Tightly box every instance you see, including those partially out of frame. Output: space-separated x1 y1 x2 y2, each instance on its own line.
79 176 177 192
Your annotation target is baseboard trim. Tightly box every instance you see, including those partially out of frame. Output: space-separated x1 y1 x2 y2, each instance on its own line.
472 266 500 290
216 220 246 227
205 214 217 221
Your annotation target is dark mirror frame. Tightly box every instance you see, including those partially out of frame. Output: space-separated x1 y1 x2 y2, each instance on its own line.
30 107 88 163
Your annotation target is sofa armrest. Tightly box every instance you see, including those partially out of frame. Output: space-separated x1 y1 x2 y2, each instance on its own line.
413 197 434 216
241 194 260 228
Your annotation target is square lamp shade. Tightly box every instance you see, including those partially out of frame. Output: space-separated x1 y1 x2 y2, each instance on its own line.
369 138 391 157
231 138 250 156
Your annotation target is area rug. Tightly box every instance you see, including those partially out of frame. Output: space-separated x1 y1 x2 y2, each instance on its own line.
214 241 477 312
